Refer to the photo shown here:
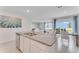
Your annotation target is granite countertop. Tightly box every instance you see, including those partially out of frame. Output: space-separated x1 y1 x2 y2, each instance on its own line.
16 32 56 46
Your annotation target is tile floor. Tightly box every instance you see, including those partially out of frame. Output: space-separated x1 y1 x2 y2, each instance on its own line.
0 40 20 53
0 34 79 53
48 34 79 53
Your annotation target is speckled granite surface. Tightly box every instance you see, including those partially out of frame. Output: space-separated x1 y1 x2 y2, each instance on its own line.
16 32 56 46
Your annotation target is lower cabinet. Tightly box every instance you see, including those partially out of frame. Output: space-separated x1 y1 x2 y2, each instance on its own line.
30 40 49 53
16 34 20 49
20 36 24 52
19 36 50 53
23 37 30 52
20 36 30 53
30 46 45 53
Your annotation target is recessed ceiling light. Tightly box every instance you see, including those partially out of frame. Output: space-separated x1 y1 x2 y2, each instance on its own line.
26 9 30 13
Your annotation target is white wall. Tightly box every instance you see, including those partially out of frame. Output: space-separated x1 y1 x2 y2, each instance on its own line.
0 13 32 44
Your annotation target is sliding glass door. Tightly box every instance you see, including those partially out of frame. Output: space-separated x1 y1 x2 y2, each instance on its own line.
56 17 74 34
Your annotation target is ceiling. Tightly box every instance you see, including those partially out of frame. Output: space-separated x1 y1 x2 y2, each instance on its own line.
0 6 79 20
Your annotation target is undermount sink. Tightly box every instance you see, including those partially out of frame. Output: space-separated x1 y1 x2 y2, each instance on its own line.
24 32 37 36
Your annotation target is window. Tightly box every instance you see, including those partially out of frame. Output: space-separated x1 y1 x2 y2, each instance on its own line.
56 21 73 33
45 22 53 30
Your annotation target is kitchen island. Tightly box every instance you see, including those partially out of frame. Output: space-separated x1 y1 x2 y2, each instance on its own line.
16 32 56 53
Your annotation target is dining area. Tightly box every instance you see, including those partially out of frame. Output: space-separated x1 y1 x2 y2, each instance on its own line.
55 28 79 53
53 15 79 51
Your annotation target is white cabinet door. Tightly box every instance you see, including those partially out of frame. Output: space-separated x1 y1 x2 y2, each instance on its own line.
30 40 49 53
23 37 30 53
20 36 24 52
16 34 20 49
31 46 44 53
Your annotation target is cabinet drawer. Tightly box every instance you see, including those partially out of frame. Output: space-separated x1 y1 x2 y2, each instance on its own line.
31 40 49 50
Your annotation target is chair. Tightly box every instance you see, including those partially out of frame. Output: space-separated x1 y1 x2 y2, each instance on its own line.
61 31 69 47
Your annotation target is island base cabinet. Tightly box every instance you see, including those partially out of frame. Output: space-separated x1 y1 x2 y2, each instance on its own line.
23 37 30 53
20 36 24 52
16 34 20 49
30 46 46 53
30 40 49 53
19 35 51 53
